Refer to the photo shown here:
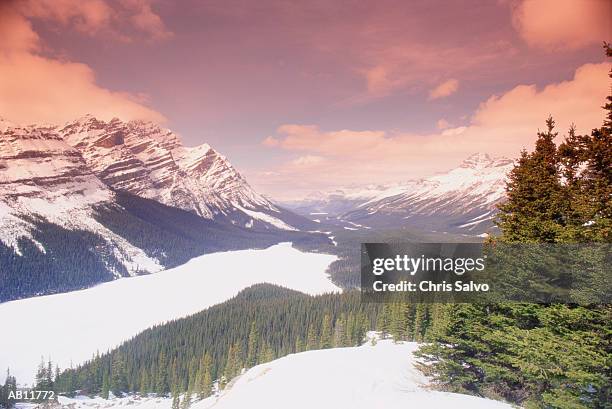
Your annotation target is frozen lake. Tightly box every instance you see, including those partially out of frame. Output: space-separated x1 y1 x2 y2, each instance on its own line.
0 243 339 383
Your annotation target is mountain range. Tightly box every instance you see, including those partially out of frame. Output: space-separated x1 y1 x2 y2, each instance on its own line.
0 116 317 302
283 153 514 235
0 114 514 301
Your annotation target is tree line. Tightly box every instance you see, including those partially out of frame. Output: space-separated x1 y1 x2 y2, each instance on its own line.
20 285 445 409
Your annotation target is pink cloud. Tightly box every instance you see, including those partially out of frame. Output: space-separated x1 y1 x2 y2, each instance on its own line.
511 0 610 50
17 0 172 40
119 0 173 40
259 62 609 198
0 4 165 125
266 125 389 155
19 0 113 34
0 4 39 53
350 43 506 101
428 79 459 100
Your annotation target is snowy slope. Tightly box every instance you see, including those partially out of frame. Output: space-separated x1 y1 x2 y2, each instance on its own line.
0 123 162 274
59 116 306 231
0 243 338 383
55 339 515 409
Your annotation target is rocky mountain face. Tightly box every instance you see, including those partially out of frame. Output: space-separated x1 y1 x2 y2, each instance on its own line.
283 153 514 235
59 116 301 229
0 122 117 253
0 117 316 302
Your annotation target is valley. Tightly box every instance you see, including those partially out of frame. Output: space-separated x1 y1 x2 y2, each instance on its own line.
0 117 321 302
0 244 338 384
283 153 513 235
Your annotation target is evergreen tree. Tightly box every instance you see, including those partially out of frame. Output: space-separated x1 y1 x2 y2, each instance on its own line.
155 351 169 395
64 363 75 397
101 371 110 399
377 304 392 337
306 325 319 350
1 369 17 409
223 343 243 381
195 353 212 400
258 343 274 364
295 336 305 352
354 311 368 345
246 322 259 367
332 313 347 347
497 117 564 242
171 384 180 409
389 303 408 342
186 357 197 394
320 314 333 348
412 304 428 342
139 370 148 396
46 360 54 392
110 356 128 397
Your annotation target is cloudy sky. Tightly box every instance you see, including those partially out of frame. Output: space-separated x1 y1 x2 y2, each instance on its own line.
0 0 609 199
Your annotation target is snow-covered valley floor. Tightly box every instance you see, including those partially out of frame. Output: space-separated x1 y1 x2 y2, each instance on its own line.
52 339 515 409
0 243 339 383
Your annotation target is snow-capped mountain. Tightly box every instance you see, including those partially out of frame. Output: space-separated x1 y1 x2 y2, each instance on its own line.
0 118 316 302
59 116 303 230
284 153 514 235
0 122 152 266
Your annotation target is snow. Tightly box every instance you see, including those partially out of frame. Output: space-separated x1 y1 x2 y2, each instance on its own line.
233 204 297 231
285 153 512 228
196 340 515 409
59 117 284 225
0 243 338 384
457 218 487 229
0 184 163 276
54 339 515 409
0 125 162 274
56 395 171 409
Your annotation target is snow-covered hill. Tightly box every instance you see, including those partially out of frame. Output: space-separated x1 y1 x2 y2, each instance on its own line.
53 339 515 409
0 243 338 384
59 116 305 230
284 153 513 235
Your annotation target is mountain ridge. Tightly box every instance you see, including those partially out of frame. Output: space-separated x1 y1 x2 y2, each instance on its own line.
282 153 514 235
58 115 300 228
0 117 320 302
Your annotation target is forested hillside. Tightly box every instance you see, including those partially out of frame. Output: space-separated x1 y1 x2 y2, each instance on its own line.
0 192 326 302
23 285 447 404
416 46 612 409
48 285 379 398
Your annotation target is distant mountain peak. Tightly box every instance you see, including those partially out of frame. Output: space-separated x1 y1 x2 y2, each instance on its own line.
284 152 515 235
460 152 512 169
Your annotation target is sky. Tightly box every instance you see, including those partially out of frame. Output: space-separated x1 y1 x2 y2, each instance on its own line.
0 0 610 199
